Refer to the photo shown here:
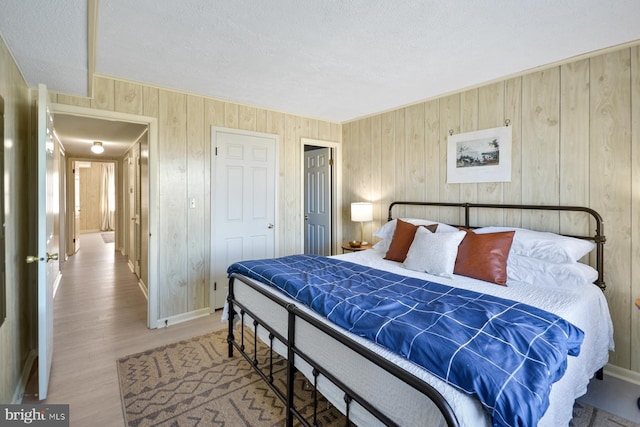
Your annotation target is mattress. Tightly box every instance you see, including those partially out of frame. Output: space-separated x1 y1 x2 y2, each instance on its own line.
224 247 613 426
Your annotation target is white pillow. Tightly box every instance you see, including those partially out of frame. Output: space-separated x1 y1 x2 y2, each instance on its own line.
374 218 459 241
403 228 467 277
507 254 598 288
474 226 595 264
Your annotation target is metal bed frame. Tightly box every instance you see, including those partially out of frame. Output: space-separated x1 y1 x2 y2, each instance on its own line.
227 202 606 427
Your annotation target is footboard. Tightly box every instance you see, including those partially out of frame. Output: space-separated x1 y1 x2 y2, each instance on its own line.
227 273 460 427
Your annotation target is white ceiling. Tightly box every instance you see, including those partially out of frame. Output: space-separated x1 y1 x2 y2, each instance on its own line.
1 1 640 129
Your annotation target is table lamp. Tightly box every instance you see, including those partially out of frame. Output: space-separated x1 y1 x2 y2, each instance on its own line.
350 202 373 247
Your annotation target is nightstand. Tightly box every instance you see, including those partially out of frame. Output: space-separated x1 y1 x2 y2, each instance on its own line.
341 242 372 253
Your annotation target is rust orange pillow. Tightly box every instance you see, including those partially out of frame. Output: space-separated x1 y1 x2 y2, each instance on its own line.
384 219 438 262
454 229 515 285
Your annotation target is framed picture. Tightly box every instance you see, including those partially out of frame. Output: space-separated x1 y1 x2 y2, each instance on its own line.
447 126 512 184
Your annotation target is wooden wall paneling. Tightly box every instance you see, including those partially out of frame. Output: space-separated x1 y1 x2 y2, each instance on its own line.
521 69 561 231
256 108 268 134
350 119 369 241
143 86 159 118
631 45 640 372
224 102 238 128
114 80 143 115
424 100 440 221
370 115 382 241
404 104 427 218
460 89 479 225
559 59 591 238
0 34 31 403
186 95 206 311
394 109 406 218
357 117 372 203
283 114 296 255
343 121 358 240
503 77 523 227
91 76 115 111
238 105 256 131
158 90 188 318
476 83 505 226
404 104 427 219
379 111 395 231
55 93 91 108
317 120 332 141
330 122 341 142
357 118 373 242
591 50 633 368
438 94 462 224
205 98 225 127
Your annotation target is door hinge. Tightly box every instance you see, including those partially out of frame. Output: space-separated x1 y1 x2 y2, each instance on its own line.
329 158 334 166
214 281 217 291
215 147 218 156
73 238 76 243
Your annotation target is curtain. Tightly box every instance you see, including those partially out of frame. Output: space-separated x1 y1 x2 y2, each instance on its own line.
100 163 115 231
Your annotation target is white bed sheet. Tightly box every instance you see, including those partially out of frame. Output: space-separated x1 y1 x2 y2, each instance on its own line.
224 248 614 426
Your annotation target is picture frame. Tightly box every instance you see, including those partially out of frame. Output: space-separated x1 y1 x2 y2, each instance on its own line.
447 126 512 184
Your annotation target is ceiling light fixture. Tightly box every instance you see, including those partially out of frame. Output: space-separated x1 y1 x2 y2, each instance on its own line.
91 141 104 154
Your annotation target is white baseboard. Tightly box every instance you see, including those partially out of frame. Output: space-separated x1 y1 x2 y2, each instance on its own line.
604 363 640 386
137 279 148 300
12 350 37 404
157 308 211 328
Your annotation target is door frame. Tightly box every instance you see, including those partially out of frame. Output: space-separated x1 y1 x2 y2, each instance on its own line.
300 138 342 255
51 103 160 328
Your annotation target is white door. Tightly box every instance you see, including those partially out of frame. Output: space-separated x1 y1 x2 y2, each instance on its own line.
211 128 277 309
28 84 60 400
304 147 332 255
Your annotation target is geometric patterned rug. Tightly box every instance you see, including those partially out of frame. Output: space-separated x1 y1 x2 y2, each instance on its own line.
117 328 344 426
118 328 639 427
571 401 640 427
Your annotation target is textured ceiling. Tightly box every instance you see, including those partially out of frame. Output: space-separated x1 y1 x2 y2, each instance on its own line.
1 0 640 126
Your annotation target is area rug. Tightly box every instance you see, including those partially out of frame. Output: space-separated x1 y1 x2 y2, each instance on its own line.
101 232 114 243
117 328 344 426
118 329 639 427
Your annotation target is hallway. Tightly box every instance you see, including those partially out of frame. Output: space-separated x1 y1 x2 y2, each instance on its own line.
25 233 223 426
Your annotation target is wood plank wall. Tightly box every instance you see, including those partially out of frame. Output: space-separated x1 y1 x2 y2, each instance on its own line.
0 32 31 404
343 45 640 374
53 76 341 320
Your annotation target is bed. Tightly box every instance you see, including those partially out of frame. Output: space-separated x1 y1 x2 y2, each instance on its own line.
224 202 614 427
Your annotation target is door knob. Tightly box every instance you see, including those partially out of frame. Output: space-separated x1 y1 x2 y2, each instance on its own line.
25 253 58 263
267 223 274 229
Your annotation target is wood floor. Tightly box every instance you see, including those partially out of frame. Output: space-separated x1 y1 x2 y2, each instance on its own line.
24 232 225 426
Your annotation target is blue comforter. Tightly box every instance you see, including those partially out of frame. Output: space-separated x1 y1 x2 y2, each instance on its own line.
227 254 584 427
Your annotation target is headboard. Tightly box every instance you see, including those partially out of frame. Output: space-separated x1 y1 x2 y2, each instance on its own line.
387 201 606 291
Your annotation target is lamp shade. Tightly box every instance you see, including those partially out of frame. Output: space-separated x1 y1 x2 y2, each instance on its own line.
351 202 373 222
